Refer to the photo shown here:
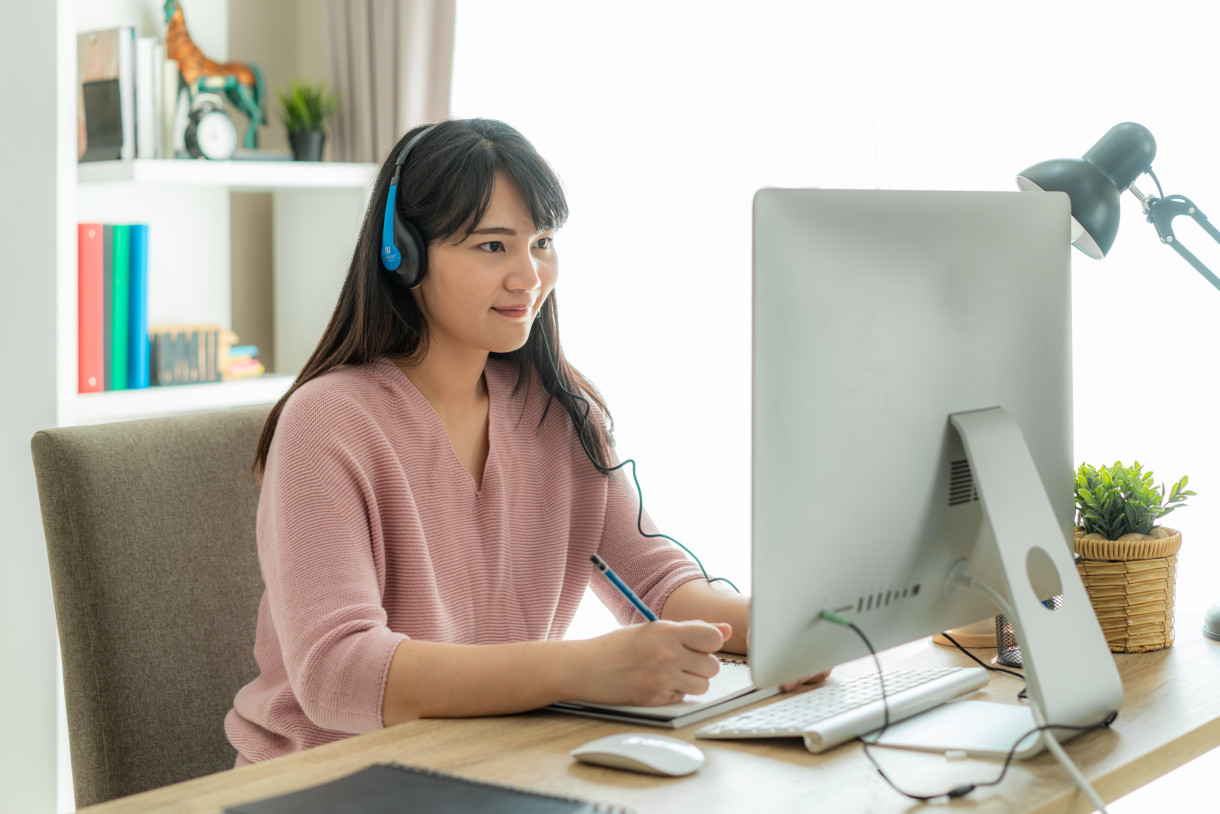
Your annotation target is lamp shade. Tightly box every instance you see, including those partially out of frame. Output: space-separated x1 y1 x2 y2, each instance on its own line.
1017 123 1157 259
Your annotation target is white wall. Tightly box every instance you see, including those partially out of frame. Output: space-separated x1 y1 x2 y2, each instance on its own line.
452 0 1220 617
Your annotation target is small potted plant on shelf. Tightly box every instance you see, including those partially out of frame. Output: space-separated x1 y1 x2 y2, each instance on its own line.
277 79 337 161
1074 460 1194 653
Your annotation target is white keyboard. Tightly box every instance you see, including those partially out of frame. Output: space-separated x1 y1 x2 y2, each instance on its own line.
696 666 989 753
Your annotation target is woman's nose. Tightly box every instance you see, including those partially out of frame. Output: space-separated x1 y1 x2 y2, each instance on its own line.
507 248 542 290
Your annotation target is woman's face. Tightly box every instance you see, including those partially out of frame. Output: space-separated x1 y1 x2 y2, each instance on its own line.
412 171 558 357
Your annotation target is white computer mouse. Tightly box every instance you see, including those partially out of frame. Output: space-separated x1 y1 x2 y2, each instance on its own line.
570 732 706 776
1203 603 1220 641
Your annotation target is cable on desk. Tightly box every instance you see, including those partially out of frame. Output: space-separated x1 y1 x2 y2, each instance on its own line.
818 609 1118 808
938 632 1027 701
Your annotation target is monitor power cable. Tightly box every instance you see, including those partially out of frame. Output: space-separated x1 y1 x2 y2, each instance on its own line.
538 327 739 593
819 609 1117 810
952 574 1116 812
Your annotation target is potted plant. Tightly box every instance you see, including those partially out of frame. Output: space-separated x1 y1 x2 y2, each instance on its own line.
1074 461 1194 652
277 79 337 161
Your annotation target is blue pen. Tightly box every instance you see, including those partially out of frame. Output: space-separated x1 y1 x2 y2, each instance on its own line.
590 554 658 622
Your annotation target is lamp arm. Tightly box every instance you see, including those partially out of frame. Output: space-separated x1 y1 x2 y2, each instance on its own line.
1131 188 1220 293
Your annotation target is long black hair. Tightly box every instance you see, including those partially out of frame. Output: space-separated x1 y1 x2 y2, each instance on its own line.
253 118 613 477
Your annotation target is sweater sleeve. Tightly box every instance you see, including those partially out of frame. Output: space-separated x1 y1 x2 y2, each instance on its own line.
588 440 704 625
256 389 408 734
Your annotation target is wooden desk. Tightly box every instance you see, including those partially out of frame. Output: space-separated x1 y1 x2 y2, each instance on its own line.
82 610 1220 814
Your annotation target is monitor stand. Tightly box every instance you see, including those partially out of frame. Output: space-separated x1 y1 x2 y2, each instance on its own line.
875 406 1123 759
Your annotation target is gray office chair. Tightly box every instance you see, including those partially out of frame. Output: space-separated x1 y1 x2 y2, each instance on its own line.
31 405 270 808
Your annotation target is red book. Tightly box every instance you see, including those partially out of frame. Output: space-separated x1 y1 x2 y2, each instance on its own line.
77 222 105 393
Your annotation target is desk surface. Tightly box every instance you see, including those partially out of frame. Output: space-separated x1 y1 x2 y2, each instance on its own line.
83 610 1220 814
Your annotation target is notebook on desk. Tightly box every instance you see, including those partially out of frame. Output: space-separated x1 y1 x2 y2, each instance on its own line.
223 763 631 814
547 661 780 728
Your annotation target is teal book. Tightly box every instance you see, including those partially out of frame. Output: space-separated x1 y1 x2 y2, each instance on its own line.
109 224 130 391
126 223 150 388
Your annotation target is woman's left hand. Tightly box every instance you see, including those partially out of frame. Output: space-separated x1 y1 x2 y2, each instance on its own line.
780 669 832 692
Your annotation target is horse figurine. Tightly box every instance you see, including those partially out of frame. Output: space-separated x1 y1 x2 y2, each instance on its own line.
164 0 266 149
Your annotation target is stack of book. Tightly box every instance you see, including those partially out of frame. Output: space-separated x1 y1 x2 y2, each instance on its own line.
77 222 150 393
79 227 267 392
223 343 266 381
78 26 183 162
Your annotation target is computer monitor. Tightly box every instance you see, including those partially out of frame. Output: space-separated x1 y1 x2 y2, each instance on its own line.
748 189 1122 756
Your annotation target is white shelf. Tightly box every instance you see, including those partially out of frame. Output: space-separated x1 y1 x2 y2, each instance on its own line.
62 373 295 426
77 158 378 190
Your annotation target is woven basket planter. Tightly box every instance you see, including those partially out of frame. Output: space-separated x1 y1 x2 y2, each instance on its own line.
1075 526 1181 653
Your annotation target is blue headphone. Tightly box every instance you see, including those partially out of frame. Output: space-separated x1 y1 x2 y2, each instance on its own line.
380 124 438 288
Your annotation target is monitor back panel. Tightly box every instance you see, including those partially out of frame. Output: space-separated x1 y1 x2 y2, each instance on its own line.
750 188 1072 687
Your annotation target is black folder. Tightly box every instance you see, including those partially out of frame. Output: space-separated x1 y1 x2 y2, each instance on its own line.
223 763 632 814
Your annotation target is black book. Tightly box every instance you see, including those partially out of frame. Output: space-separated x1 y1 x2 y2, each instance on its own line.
223 763 633 814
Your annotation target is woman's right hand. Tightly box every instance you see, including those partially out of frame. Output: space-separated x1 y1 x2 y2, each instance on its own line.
567 620 731 707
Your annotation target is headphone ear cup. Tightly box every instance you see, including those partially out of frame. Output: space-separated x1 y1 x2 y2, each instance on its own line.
391 212 427 288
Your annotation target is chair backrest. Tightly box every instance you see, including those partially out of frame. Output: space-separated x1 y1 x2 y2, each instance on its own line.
31 405 269 807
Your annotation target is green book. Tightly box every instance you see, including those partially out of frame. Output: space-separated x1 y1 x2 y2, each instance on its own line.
109 224 130 391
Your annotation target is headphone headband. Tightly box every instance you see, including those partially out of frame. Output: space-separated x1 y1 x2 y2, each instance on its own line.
390 125 435 186
381 124 438 282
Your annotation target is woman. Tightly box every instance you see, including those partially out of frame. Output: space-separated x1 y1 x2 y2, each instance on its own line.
225 118 815 765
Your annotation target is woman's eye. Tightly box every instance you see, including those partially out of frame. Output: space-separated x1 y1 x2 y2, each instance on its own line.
478 241 503 253
535 237 552 249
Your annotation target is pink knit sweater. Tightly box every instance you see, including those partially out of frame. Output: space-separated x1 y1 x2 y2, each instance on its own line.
225 356 703 764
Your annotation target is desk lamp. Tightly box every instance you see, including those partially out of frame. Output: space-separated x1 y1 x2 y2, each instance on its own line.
1017 122 1220 640
1017 121 1220 291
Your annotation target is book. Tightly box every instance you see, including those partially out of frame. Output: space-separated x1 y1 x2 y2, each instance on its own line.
149 324 227 385
222 359 265 381
170 79 191 157
109 224 131 391
161 57 182 159
151 41 165 158
102 226 113 389
117 28 135 160
222 763 631 814
135 37 157 160
547 661 779 728
77 26 135 162
127 224 150 388
77 223 104 393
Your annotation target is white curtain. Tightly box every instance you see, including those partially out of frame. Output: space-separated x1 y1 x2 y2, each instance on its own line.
325 0 455 163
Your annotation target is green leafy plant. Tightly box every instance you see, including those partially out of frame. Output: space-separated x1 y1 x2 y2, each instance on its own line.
1074 461 1194 539
276 80 337 133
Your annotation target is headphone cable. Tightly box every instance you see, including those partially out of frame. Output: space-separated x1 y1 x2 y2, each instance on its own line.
537 327 739 593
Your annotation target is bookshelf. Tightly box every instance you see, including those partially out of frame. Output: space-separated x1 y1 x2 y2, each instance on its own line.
70 156 376 428
2 1 362 811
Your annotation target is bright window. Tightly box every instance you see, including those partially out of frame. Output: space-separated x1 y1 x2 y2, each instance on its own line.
451 1 1220 643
